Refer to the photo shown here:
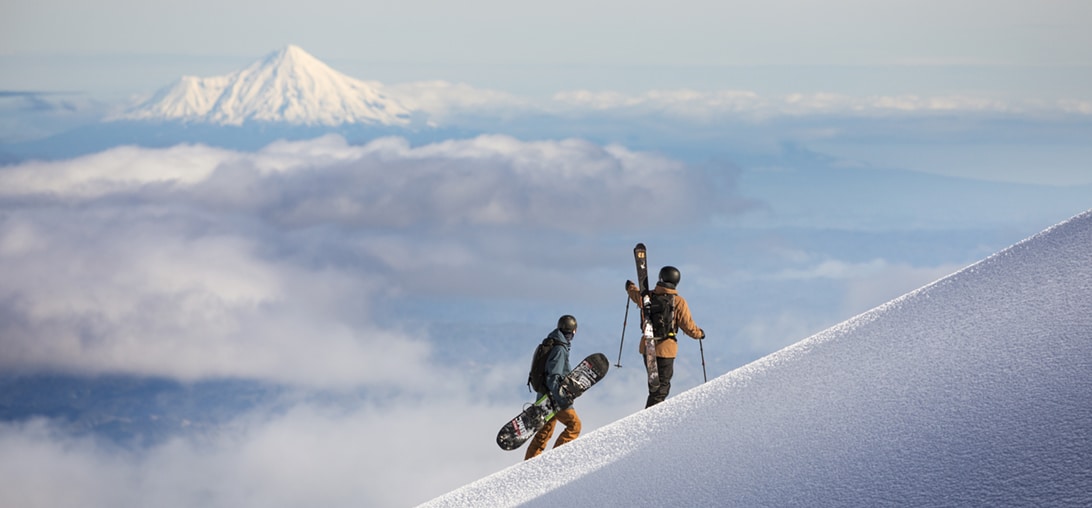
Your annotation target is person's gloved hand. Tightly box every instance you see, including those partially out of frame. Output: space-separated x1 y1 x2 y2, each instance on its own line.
626 280 636 290
553 387 573 408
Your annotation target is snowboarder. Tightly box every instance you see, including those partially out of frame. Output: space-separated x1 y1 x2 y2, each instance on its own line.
524 315 583 460
626 266 705 408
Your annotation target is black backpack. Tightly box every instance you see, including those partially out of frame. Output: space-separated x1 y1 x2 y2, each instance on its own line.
648 292 676 338
527 337 563 393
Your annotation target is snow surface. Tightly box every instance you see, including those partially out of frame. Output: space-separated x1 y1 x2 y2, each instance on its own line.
422 209 1092 507
115 45 412 126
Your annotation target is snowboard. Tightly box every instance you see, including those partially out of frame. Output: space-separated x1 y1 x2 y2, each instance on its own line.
634 243 660 391
496 352 610 451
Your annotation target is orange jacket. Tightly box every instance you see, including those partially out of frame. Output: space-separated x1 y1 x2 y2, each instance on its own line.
627 282 704 358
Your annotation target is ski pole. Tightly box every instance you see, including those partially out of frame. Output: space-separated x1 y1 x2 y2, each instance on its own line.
699 336 708 383
615 296 630 367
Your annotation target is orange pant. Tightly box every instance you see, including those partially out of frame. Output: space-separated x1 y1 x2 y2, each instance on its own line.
523 408 581 460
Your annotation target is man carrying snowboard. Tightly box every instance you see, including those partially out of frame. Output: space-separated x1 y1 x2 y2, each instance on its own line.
525 315 583 460
627 266 705 408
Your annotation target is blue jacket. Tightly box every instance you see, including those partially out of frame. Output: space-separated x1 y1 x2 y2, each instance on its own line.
542 328 573 409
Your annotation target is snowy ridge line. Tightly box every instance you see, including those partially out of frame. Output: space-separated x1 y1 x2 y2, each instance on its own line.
435 420 655 507
768 206 1092 361
420 207 1092 507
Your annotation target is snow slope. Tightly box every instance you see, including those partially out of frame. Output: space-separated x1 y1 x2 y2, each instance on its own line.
422 209 1092 507
114 45 412 126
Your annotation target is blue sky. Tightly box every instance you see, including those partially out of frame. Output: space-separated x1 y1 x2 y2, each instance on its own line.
5 0 1091 67
3 0 1092 98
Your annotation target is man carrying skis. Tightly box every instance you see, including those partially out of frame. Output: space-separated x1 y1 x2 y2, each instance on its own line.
525 315 583 460
627 266 705 408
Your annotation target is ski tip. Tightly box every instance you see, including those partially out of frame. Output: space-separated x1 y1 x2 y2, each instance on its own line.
635 242 646 249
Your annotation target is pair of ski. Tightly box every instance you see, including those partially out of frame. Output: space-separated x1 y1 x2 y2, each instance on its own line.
495 243 657 451
632 242 661 392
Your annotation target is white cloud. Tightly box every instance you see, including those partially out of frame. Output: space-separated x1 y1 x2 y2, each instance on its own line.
551 89 766 113
767 257 968 313
0 212 437 388
840 262 967 316
0 143 240 197
0 359 646 508
771 258 888 280
0 132 739 505
773 258 963 284
0 134 735 230
0 402 511 507
381 80 1092 124
734 310 832 358
385 80 533 123
547 89 1085 119
734 258 971 343
0 134 741 387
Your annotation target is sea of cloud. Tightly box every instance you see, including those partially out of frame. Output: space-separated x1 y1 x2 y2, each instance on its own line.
2 101 1089 505
0 134 748 383
0 134 731 505
0 127 979 505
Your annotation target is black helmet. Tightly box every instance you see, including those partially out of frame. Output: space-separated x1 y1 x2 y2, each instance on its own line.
557 315 578 334
658 266 681 286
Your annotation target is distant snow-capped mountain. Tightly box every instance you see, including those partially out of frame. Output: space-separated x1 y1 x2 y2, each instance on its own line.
114 45 413 126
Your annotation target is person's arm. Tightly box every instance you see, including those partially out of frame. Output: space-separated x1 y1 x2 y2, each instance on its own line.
544 345 571 407
625 280 641 305
674 295 705 339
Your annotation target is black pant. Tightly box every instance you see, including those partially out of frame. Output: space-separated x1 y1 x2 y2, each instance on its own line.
646 356 674 408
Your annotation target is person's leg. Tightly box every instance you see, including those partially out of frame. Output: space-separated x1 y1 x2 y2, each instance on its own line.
551 408 582 448
524 418 557 460
645 357 674 407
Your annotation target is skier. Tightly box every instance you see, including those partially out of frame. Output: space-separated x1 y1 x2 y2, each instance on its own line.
626 266 705 408
525 315 583 460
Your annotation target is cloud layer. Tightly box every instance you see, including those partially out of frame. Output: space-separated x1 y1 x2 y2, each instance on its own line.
2 131 1081 507
0 134 742 387
386 81 1092 122
0 134 733 505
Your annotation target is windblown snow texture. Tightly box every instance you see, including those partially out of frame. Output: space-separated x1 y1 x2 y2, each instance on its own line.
422 209 1092 507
